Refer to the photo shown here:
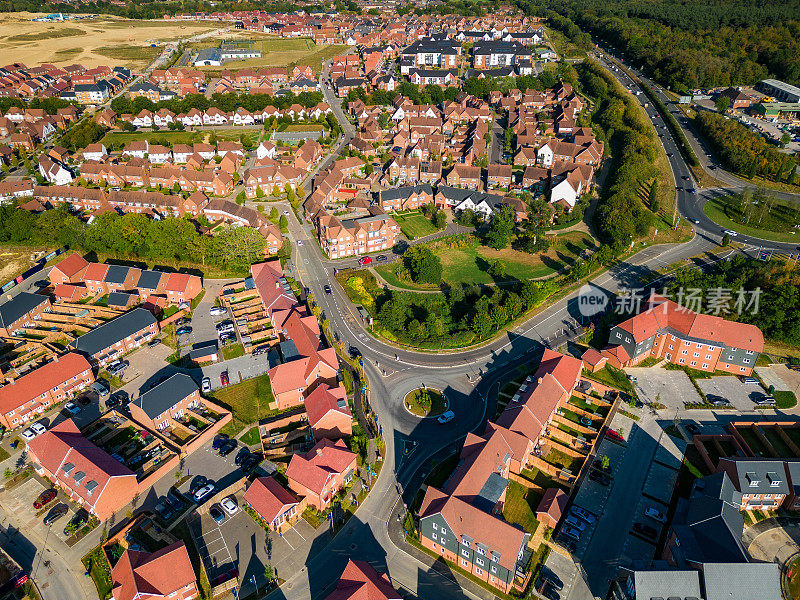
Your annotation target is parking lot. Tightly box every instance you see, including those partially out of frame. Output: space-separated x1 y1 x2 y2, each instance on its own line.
1 475 79 546
628 367 703 409
697 376 768 411
188 489 317 588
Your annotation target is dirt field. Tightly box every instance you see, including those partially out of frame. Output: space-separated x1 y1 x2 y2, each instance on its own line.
0 245 45 285
0 13 218 69
194 36 348 73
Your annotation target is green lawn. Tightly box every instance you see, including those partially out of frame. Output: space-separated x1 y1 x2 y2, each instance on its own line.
788 555 800 600
377 231 596 289
212 373 276 437
222 343 244 361
195 38 347 72
502 480 541 535
584 365 634 394
82 547 113 600
394 211 440 240
703 195 800 243
94 45 160 63
775 390 798 409
240 426 261 447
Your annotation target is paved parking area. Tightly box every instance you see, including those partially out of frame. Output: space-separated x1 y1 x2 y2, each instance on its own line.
189 491 318 590
697 376 766 411
0 476 77 545
199 354 273 391
756 365 796 393
175 440 248 499
190 280 233 352
628 367 702 409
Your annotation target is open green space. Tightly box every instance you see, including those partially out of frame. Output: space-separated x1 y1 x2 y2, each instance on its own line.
775 390 798 409
195 38 347 72
82 546 113 600
394 211 440 240
377 231 596 289
221 343 244 361
100 128 258 148
95 44 160 63
502 480 541 534
404 388 447 417
240 426 261 447
211 373 276 437
703 194 800 243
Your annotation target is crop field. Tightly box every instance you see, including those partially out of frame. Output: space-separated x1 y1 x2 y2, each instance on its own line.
194 36 348 73
0 13 217 68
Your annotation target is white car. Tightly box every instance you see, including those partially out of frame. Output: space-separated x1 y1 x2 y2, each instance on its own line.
437 410 455 424
220 495 239 515
193 484 215 503
644 506 666 523
209 307 227 316
723 229 739 237
201 377 211 394
21 429 37 442
31 423 46 436
64 402 81 415
297 240 303 246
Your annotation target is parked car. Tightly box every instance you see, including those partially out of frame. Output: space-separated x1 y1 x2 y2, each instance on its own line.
211 569 239 586
220 496 239 516
707 395 730 406
201 377 211 393
569 506 596 524
210 306 227 316
754 395 776 406
220 371 229 386
357 256 373 266
437 410 455 424
176 326 192 335
645 506 667 523
43 503 68 526
148 338 161 348
31 422 46 436
21 428 37 442
561 525 582 541
588 470 611 486
193 484 216 503
209 505 226 524
564 514 586 531
219 439 237 457
64 402 81 415
606 429 624 442
92 381 110 397
77 395 92 406
212 435 229 451
234 448 250 466
190 475 209 493
740 376 759 385
63 509 89 535
633 522 658 539
155 500 174 520
685 423 701 435
375 255 387 262
33 489 57 509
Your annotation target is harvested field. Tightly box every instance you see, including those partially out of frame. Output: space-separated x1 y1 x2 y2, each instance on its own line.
194 36 347 73
0 13 217 68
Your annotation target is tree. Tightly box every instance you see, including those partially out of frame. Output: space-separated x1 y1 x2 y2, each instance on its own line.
721 232 730 246
433 210 447 229
715 95 731 114
279 215 288 232
485 206 515 250
487 259 507 279
403 246 442 284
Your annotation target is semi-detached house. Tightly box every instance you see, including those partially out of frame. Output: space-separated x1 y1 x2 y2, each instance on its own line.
285 438 357 511
70 308 158 367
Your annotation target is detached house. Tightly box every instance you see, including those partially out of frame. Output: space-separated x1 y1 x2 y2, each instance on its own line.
286 438 357 511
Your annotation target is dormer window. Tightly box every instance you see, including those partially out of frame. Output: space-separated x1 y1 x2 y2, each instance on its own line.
73 470 86 484
768 472 782 487
745 472 759 487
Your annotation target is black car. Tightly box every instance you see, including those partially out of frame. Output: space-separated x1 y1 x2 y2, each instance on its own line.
212 434 229 451
588 470 611 486
190 475 209 493
241 455 261 471
234 448 251 466
633 522 658 539
63 509 89 535
324 284 332 294
77 395 92 406
43 503 69 526
219 439 237 457
685 423 701 435
349 346 361 359
375 255 387 262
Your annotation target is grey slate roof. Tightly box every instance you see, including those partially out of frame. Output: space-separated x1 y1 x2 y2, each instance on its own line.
0 292 48 329
70 308 156 356
133 373 198 419
379 183 433 203
136 270 164 291
632 570 702 600
104 264 130 285
703 562 781 600
107 292 136 308
718 458 791 496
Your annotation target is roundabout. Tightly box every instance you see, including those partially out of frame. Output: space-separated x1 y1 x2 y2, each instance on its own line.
403 387 448 418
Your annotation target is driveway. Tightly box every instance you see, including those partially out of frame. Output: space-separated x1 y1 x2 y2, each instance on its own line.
628 367 702 409
190 280 234 351
747 520 800 565
696 376 767 411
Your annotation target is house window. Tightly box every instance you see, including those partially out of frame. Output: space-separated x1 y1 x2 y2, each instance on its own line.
476 558 484 567
432 532 437 541
690 361 697 366
702 363 709 369
475 568 483 576
462 549 470 558
679 359 685 364
615 332 621 339
432 542 437 549
669 345 674 350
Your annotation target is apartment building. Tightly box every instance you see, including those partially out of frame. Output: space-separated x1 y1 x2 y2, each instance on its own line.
70 308 159 367
379 184 434 212
129 374 201 432
602 294 764 375
315 209 399 259
0 352 94 429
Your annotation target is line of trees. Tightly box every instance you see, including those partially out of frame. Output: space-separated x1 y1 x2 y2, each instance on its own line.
0 204 275 274
109 90 325 120
529 0 800 91
693 111 798 184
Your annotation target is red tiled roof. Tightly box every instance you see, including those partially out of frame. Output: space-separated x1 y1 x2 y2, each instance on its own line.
83 261 109 282
580 347 604 367
536 487 567 522
324 560 402 600
53 283 84 300
243 476 299 525
111 541 196 600
27 419 135 511
304 384 350 429
52 253 88 278
164 272 192 293
0 352 91 416
286 438 356 496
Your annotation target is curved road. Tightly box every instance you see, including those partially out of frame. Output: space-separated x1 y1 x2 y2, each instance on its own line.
270 54 798 600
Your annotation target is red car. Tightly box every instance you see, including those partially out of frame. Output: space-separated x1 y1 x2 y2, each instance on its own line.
33 489 57 509
211 568 239 586
358 256 373 266
606 429 625 443
220 371 229 386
